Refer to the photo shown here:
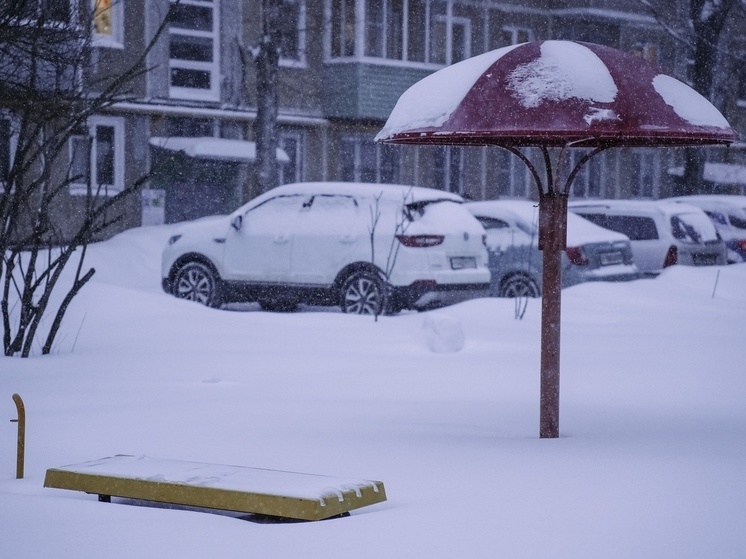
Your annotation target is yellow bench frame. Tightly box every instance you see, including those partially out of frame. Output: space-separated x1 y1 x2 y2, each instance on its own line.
44 455 386 521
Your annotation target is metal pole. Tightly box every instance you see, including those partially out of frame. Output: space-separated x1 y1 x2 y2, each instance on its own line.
538 194 566 438
11 393 25 479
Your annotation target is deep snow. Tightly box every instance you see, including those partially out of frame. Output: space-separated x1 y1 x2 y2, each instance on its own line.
1 224 745 559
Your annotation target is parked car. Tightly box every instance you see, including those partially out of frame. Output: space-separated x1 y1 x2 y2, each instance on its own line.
568 199 727 275
465 200 639 297
162 182 490 314
667 195 746 263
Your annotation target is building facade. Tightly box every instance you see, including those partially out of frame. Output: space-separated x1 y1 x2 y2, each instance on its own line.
3 0 744 238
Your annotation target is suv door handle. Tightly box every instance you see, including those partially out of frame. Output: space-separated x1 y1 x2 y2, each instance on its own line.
274 235 289 244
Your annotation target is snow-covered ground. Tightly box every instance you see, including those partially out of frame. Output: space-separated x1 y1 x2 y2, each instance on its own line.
1 224 745 559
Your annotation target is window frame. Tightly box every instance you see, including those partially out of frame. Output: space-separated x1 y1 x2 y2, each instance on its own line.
68 115 125 196
325 0 471 69
91 0 124 49
0 114 19 193
278 131 305 185
340 134 400 184
279 0 307 67
168 0 221 102
433 146 465 195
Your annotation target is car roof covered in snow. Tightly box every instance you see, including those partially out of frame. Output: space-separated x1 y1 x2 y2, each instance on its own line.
250 182 465 207
466 199 630 245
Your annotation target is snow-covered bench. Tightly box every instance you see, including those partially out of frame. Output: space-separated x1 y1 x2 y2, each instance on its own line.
44 455 386 521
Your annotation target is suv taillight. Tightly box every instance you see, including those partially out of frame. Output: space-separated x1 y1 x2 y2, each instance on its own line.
396 235 445 247
663 245 678 267
565 246 589 266
736 239 746 251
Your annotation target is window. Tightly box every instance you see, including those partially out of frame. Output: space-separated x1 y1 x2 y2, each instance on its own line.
69 116 124 195
580 214 659 241
279 0 306 66
328 0 471 66
493 26 533 49
166 117 215 137
341 135 400 183
566 150 605 198
632 43 658 66
0 116 17 191
279 131 304 185
493 149 529 198
629 150 660 199
433 146 464 194
92 0 124 48
20 0 73 22
169 0 220 101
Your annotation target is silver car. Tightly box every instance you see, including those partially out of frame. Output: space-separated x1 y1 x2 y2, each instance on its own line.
466 200 639 297
667 195 746 263
569 199 727 275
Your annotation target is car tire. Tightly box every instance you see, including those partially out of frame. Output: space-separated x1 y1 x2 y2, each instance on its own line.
173 261 223 308
340 270 390 316
499 274 540 298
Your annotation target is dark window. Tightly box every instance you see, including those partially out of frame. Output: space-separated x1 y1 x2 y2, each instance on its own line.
95 125 115 186
169 4 213 31
477 217 509 230
576 213 659 241
70 135 90 184
166 117 213 137
170 35 213 62
170 68 211 90
728 214 746 229
278 0 302 60
0 119 11 184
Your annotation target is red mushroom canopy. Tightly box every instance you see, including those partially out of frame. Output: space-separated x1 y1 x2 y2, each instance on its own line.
376 40 738 148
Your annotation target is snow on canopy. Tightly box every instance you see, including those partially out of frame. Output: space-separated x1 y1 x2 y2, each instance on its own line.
652 74 731 128
376 40 737 147
506 41 617 109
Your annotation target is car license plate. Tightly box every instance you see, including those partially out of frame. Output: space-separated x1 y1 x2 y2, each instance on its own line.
600 251 623 266
693 253 718 266
451 256 477 270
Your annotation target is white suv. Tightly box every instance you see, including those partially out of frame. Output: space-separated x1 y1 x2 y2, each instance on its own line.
569 200 727 275
161 182 490 314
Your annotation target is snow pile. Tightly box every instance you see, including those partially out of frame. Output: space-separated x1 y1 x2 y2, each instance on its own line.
1 224 745 559
421 314 465 353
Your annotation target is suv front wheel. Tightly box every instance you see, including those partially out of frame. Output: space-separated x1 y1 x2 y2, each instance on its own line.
173 261 223 308
340 270 389 316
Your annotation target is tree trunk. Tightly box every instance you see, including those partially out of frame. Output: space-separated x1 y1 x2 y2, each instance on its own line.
677 0 738 196
252 0 281 198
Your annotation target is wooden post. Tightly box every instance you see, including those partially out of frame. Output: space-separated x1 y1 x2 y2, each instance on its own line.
11 393 25 479
538 194 567 438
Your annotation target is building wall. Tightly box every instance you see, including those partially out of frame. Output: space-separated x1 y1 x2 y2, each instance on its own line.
4 0 742 241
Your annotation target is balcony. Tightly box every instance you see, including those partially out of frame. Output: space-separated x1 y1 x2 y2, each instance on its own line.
322 62 434 121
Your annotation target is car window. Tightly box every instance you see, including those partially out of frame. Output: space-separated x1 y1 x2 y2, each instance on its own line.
476 216 509 230
307 194 358 210
705 211 728 226
670 212 719 243
245 194 306 223
298 194 360 234
729 214 746 229
577 213 659 241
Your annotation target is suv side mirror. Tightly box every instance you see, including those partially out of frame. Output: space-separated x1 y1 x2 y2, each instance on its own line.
231 215 243 231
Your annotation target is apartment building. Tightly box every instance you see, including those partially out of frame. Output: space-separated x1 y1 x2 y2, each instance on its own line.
2 0 744 237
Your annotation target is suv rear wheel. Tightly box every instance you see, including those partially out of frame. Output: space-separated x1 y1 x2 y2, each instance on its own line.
499 274 540 298
173 262 222 308
340 270 389 315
